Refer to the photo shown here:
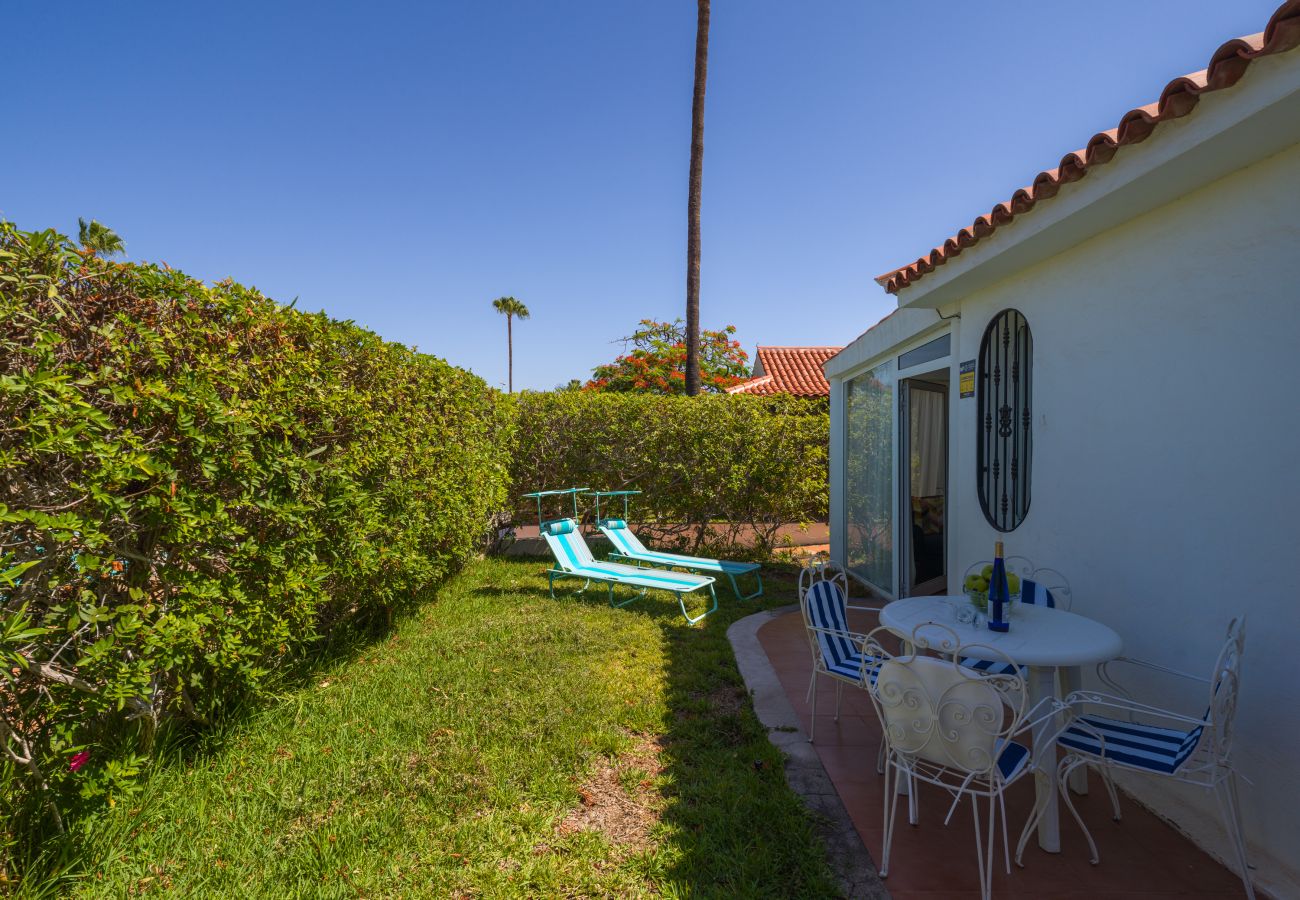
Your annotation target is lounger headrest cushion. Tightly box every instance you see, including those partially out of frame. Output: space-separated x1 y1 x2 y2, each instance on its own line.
543 518 577 536
601 519 627 529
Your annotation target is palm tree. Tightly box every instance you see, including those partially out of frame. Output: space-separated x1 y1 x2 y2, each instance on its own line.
684 0 710 396
491 296 530 393
77 218 125 256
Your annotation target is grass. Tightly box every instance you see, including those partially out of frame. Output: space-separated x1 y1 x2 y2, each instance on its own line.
17 557 838 898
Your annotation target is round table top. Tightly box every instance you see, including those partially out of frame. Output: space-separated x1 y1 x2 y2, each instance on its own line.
878 595 1123 668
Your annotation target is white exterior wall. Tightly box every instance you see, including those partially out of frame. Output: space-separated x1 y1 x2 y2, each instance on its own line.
831 139 1300 893
949 139 1300 892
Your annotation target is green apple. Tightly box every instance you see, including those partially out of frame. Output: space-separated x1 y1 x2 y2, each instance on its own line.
981 564 994 579
1007 574 1021 594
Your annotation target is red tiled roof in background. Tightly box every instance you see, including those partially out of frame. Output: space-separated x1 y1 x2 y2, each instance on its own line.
879 0 1300 295
727 346 843 397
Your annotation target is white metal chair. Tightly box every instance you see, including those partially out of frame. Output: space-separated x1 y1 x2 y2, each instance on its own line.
1042 618 1254 898
798 561 883 743
1028 566 1072 611
865 623 1067 900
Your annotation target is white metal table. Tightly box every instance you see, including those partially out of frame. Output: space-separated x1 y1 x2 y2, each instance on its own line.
878 595 1123 852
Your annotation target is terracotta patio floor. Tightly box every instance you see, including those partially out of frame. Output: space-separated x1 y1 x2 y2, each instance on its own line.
756 608 1250 899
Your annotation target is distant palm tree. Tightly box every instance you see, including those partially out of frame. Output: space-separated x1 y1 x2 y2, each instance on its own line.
491 296 530 393
685 0 710 396
77 218 125 256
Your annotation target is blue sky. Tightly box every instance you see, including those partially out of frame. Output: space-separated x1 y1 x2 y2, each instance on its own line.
3 1 1279 390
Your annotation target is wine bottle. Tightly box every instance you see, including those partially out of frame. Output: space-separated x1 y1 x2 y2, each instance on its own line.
988 540 1010 632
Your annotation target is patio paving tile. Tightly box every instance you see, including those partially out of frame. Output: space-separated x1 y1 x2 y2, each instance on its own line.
756 608 1248 898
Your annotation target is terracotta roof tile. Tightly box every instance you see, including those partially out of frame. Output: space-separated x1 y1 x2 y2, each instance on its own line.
879 1 1300 295
727 346 842 397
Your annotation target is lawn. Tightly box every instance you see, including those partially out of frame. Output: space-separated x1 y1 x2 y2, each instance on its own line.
21 557 837 898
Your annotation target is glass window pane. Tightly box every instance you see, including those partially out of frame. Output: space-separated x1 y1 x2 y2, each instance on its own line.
845 361 894 594
897 334 950 371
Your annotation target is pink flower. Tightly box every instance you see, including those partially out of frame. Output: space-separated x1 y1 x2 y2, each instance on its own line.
69 751 90 773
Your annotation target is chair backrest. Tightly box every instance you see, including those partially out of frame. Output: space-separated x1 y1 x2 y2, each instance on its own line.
1019 579 1057 609
600 518 650 556
867 624 1026 776
1004 555 1035 582
1029 567 1072 610
799 559 848 601
799 564 856 673
1207 617 1246 763
541 518 596 571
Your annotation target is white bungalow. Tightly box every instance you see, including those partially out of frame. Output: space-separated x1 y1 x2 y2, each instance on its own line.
825 9 1300 895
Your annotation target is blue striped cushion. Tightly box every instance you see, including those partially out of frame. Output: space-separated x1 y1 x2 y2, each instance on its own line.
1059 715 1204 775
960 657 1021 676
601 519 627 529
825 651 880 684
806 581 858 669
544 518 577 536
996 740 1030 780
1020 579 1056 608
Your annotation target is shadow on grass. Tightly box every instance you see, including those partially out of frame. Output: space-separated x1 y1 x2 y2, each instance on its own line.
12 555 838 897
530 558 841 896
8 565 468 893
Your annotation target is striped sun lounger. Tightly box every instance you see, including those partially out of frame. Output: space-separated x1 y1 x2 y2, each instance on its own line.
540 518 718 624
586 490 763 600
598 519 763 600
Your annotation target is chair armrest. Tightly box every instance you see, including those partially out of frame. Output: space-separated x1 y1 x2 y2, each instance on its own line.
1096 656 1209 701
1063 689 1211 729
845 603 884 614
806 624 870 651
1008 695 1076 746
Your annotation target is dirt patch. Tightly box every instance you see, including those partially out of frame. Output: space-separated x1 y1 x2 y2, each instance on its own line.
556 733 664 852
705 685 748 717
677 684 749 722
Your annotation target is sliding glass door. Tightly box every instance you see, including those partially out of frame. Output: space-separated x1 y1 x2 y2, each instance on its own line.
899 378 948 596
844 361 895 595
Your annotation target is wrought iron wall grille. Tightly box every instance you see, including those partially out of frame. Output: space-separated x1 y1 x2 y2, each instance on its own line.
976 309 1032 531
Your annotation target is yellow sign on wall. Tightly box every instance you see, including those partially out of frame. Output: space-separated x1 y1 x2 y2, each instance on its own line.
959 360 975 398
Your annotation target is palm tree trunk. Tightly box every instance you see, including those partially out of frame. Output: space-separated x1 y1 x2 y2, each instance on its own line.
685 0 709 396
507 314 514 393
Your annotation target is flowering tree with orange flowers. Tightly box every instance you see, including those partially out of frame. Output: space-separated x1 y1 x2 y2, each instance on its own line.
584 319 749 394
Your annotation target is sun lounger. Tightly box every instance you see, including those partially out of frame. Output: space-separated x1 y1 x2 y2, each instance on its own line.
587 490 763 600
521 489 717 624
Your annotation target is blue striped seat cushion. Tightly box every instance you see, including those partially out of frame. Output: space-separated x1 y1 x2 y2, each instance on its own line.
996 739 1030 781
959 656 1022 676
824 649 880 684
1059 715 1204 775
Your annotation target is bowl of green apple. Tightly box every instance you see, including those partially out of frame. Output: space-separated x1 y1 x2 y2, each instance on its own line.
962 565 1021 613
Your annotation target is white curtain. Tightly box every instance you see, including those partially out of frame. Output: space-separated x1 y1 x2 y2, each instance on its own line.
911 389 945 497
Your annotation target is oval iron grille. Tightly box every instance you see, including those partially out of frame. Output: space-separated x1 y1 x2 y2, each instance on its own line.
977 309 1032 531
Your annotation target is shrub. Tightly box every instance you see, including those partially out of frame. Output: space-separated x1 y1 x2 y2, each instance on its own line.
0 223 513 833
584 319 749 393
511 392 827 553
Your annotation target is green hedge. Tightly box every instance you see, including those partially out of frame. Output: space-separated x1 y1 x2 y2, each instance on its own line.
0 223 513 832
511 392 828 553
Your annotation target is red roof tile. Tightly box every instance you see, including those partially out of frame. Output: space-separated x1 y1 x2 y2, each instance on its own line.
727 346 843 397
879 1 1300 295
